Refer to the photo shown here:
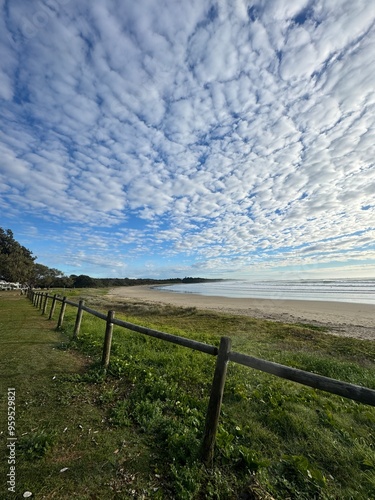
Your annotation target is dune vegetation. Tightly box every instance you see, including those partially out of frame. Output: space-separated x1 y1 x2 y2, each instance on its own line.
1 289 374 499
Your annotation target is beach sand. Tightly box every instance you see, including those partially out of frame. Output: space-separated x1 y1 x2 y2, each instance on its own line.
107 286 375 341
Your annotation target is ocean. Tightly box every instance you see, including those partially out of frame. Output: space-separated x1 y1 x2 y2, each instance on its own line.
157 279 375 305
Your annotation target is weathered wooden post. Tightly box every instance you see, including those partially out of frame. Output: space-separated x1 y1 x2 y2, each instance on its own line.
56 297 67 329
39 293 44 310
49 294 58 320
73 300 85 339
201 336 232 466
42 293 49 315
33 292 38 306
101 310 115 370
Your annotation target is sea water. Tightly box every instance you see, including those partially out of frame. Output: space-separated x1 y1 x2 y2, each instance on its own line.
157 279 375 305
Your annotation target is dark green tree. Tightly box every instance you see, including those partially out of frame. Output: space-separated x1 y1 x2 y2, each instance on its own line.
73 274 96 288
32 263 64 288
0 228 36 284
52 275 74 288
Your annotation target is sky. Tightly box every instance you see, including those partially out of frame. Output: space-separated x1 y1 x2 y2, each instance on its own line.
0 0 374 281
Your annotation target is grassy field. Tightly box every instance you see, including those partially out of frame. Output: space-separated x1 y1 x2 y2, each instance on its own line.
1 289 375 499
0 292 161 499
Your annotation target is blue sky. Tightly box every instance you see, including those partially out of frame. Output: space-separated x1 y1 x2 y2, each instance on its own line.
1 0 374 280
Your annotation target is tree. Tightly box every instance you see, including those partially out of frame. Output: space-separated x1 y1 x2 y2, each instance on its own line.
52 275 74 288
32 263 64 288
0 228 36 284
73 274 96 288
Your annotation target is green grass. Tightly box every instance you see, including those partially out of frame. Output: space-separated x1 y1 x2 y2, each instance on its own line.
1 289 375 498
0 292 163 499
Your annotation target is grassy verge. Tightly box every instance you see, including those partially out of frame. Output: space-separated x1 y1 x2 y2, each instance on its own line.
1 289 375 498
0 292 163 499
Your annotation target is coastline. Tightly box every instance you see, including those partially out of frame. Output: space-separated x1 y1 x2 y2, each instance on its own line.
107 286 375 341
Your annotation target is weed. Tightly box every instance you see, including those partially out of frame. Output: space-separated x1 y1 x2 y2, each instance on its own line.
18 430 56 460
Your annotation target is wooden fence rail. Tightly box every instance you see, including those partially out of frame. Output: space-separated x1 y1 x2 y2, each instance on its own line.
112 316 218 355
27 290 375 466
229 351 375 407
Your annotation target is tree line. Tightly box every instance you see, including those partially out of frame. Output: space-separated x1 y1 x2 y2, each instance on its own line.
0 227 215 289
0 228 63 288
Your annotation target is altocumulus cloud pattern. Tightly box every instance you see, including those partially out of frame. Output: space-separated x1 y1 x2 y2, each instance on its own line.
0 0 374 279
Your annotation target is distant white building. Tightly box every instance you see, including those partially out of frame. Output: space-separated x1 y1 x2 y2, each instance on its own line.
0 280 22 290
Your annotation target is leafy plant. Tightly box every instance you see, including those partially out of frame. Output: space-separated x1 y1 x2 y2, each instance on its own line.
18 430 56 460
44 288 375 498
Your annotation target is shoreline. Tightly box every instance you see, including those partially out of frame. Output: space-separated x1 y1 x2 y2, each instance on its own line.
107 286 375 341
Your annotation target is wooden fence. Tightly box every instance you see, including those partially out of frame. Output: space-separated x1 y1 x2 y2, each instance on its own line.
28 290 375 466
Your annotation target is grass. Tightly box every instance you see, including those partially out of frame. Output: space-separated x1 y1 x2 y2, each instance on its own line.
0 292 163 499
1 288 375 498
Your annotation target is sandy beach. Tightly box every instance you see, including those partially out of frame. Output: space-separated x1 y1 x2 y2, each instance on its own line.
107 286 375 341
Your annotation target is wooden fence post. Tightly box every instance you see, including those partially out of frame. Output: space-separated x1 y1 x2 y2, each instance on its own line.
73 300 85 339
49 294 58 320
57 297 67 329
42 293 49 315
39 293 44 310
101 310 115 370
201 336 232 467
33 292 38 306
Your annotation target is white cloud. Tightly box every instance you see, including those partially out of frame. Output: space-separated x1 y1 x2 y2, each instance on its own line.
0 0 374 278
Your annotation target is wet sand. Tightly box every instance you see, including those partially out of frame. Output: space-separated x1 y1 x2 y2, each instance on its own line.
107 286 375 341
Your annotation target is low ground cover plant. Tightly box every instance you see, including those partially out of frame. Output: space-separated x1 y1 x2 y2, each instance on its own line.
53 289 375 499
2 290 373 498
